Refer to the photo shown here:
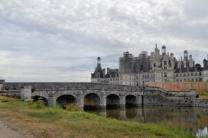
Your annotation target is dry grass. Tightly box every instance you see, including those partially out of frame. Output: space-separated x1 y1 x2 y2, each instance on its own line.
0 96 196 138
196 89 208 99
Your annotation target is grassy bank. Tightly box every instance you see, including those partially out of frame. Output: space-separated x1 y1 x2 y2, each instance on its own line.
0 96 195 138
197 89 208 99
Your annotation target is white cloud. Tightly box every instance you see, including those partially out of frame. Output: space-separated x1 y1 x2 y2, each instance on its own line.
0 0 207 82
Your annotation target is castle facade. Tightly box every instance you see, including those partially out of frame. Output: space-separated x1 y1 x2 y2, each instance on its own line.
91 45 208 86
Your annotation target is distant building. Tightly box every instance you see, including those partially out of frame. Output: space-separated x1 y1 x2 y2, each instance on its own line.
91 45 208 86
91 57 119 84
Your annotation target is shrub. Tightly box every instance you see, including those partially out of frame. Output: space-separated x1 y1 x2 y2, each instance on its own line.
65 104 83 111
30 97 46 109
0 96 19 102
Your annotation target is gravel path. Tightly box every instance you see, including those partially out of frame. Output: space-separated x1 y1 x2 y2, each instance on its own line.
0 120 26 138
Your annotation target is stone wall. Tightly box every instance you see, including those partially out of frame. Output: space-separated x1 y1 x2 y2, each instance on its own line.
146 82 208 91
143 87 196 107
0 90 20 98
194 99 208 107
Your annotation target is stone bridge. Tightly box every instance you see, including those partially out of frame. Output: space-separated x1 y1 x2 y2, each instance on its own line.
8 83 143 109
1 82 201 109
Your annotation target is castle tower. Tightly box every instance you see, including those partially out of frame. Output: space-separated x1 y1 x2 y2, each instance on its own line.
162 45 166 56
155 44 160 57
184 50 189 68
203 58 208 69
184 50 188 60
189 55 195 68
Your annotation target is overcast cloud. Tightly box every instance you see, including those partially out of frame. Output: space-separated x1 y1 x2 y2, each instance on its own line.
0 0 208 82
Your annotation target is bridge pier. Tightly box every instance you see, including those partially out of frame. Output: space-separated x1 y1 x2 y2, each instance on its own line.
77 95 84 108
20 86 32 101
119 108 126 119
136 95 143 106
120 95 126 109
100 94 107 110
48 95 56 108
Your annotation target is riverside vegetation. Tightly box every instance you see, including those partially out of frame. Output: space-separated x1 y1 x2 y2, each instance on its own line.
197 89 208 99
0 96 196 138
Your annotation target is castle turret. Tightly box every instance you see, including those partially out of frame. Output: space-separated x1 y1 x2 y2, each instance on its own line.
91 57 105 80
189 55 195 68
204 59 208 70
162 45 166 56
177 57 183 71
119 51 134 73
184 50 188 60
155 44 160 57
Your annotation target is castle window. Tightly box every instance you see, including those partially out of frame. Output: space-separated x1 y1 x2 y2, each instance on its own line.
164 61 167 65
199 72 202 76
164 72 167 77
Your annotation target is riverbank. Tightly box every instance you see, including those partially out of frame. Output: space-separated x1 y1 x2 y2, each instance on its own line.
0 96 195 138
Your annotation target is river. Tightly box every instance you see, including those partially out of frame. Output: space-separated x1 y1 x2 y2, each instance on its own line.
86 106 208 137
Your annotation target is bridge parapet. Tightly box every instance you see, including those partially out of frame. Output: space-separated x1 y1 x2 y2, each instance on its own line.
4 82 142 92
145 86 196 98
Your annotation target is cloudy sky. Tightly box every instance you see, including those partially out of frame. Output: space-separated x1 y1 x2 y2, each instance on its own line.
0 0 208 82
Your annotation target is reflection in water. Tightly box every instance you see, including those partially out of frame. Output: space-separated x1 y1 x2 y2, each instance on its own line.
86 106 208 137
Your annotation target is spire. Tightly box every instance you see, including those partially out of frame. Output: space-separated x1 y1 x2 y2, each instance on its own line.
97 57 101 67
184 50 188 60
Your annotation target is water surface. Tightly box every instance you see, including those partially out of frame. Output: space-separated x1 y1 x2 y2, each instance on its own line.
86 106 208 137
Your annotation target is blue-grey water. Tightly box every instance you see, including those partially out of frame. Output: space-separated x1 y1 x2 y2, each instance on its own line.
86 106 208 137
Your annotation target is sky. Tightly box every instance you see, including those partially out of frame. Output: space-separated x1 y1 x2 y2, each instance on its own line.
0 0 208 82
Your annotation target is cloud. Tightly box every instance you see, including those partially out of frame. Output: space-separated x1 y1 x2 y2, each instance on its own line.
0 0 207 82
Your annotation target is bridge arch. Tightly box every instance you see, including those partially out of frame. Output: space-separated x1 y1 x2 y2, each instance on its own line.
107 94 120 109
32 95 48 106
56 95 77 108
126 95 137 107
84 93 101 110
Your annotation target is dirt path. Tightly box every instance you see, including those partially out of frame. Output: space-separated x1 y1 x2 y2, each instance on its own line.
0 120 27 138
